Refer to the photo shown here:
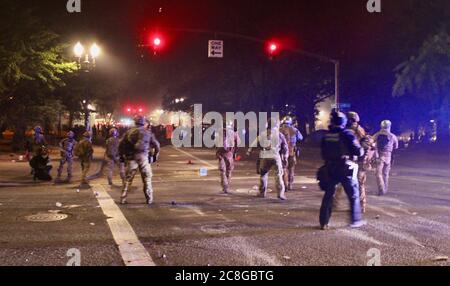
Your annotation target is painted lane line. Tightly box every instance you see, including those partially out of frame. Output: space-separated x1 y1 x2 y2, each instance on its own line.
171 146 217 169
337 229 385 246
92 184 155 266
371 221 425 248
366 205 397 218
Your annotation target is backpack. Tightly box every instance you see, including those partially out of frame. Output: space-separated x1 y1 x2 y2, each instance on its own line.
119 132 136 158
376 134 391 152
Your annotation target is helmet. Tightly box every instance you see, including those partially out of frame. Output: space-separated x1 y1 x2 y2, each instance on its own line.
134 115 146 126
330 111 348 127
347 111 360 123
282 116 293 126
82 131 91 138
67 131 75 138
381 120 392 130
109 128 118 137
34 126 43 134
267 117 280 130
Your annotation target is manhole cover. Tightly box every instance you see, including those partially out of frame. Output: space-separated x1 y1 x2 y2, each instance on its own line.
25 213 68 222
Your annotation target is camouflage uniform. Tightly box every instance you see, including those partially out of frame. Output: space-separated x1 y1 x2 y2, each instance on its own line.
105 134 125 186
216 127 241 193
249 128 288 200
56 132 77 181
120 119 160 205
27 127 47 157
373 121 398 196
75 134 94 185
280 123 303 191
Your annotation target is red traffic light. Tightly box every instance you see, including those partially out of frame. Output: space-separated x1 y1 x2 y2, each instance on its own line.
153 37 161 47
150 34 164 51
266 40 281 57
269 43 278 52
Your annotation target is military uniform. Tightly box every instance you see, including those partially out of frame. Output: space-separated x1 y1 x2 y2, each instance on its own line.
216 127 241 193
56 134 77 181
280 123 303 191
75 134 93 185
105 135 125 186
373 121 398 196
317 112 365 229
120 118 160 205
27 127 47 157
249 128 288 200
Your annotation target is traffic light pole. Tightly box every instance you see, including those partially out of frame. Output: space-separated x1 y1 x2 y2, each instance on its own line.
144 27 340 110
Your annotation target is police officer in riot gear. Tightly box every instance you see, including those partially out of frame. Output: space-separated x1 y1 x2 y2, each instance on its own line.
119 115 160 205
56 131 77 182
280 116 304 191
373 120 398 196
317 111 366 229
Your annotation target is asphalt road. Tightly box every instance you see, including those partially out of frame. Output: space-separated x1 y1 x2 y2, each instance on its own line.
0 145 449 266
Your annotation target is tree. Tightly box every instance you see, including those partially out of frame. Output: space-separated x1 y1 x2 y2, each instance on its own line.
393 29 450 141
0 2 77 149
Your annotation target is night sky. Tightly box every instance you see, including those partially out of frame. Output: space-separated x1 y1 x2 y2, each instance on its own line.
19 0 450 129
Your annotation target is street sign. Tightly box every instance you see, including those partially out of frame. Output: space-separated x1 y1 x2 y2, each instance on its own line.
331 103 351 109
208 40 223 58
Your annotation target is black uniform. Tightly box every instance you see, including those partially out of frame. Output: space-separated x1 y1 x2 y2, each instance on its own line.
318 126 364 227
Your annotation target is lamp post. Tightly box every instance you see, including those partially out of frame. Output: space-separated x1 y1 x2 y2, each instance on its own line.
73 42 101 132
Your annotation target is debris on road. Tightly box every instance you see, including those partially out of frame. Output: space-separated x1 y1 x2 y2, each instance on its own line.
375 215 381 219
90 222 96 226
62 205 82 209
76 189 80 193
412 212 418 216
283 256 291 260
432 256 448 262
55 202 63 208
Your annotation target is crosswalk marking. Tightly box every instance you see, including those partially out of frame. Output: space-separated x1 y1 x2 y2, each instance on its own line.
92 184 155 266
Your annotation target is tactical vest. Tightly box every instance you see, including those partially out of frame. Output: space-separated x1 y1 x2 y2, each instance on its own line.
322 131 351 162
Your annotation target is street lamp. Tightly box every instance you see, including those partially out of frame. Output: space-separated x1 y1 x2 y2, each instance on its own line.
74 42 102 132
74 42 101 69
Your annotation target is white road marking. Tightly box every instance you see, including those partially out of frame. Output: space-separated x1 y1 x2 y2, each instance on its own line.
367 205 397 218
185 206 206 216
92 185 155 266
172 147 217 169
372 221 425 248
337 229 385 246
222 236 282 266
